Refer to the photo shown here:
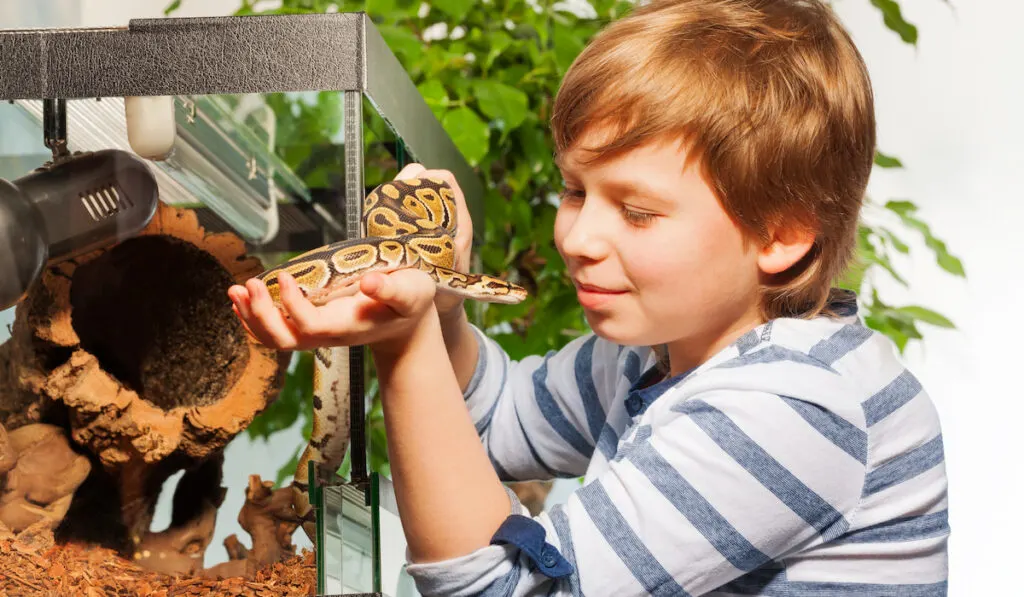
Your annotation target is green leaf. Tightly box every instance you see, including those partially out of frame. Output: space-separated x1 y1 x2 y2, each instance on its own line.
378 24 425 63
865 314 910 353
896 306 955 328
441 107 491 166
884 199 918 217
552 25 586 74
879 229 910 254
417 80 450 119
885 200 967 277
483 32 514 73
874 151 904 168
275 446 302 488
869 0 918 45
473 80 530 131
518 125 551 174
365 0 397 17
509 196 534 235
431 0 473 21
163 0 182 15
936 252 966 277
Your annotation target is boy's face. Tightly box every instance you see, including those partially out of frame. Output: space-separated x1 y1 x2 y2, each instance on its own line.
554 132 765 356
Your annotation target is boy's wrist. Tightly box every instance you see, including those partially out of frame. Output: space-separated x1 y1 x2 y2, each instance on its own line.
369 305 443 364
438 303 469 340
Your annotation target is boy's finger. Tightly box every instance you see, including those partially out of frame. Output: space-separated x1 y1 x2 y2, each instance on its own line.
277 272 323 336
232 304 261 340
228 285 253 321
245 278 300 349
361 269 436 318
395 163 426 180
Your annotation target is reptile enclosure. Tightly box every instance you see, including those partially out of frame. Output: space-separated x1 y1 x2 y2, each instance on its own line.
0 13 486 596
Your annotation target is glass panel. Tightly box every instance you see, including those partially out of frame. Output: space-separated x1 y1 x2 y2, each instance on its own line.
319 477 377 595
0 14 479 596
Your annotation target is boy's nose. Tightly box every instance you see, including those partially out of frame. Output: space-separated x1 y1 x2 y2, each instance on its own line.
559 205 613 263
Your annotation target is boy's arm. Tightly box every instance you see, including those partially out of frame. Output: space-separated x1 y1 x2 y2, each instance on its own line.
371 307 514 562
439 307 481 393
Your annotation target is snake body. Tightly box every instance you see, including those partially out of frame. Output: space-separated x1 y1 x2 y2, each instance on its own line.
256 178 527 540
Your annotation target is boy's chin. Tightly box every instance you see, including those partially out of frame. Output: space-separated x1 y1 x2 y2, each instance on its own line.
584 313 659 348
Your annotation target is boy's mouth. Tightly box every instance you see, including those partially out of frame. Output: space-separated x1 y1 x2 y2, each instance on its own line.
575 282 626 293
574 280 627 309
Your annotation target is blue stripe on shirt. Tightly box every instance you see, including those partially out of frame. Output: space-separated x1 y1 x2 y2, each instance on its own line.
808 324 874 366
736 328 761 354
629 441 772 571
612 425 652 462
476 351 510 434
863 369 923 427
781 396 867 464
864 435 944 496
717 345 838 374
837 510 949 544
577 481 691 597
514 395 578 479
596 422 620 461
534 352 595 460
574 336 606 444
550 506 582 597
720 566 948 596
479 561 522 597
675 399 849 540
623 351 643 385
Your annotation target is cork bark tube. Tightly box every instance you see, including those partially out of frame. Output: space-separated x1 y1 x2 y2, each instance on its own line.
0 202 287 571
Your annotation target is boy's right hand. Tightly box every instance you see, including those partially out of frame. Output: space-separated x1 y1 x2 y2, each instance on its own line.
392 163 474 325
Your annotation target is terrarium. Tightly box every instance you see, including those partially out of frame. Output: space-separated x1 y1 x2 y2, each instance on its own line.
0 12 482 596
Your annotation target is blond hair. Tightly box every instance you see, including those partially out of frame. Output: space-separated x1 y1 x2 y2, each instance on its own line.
551 0 876 320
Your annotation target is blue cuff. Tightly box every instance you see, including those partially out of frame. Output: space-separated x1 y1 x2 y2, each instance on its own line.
490 514 574 579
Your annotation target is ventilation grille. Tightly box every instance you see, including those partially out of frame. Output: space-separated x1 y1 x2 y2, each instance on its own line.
79 184 133 221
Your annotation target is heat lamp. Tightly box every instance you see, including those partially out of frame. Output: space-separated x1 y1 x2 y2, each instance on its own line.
0 99 159 310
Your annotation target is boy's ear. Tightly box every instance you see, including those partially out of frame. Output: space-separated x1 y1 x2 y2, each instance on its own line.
757 225 816 275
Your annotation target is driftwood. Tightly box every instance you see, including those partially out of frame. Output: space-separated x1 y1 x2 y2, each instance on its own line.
0 202 288 569
202 474 303 581
0 423 91 533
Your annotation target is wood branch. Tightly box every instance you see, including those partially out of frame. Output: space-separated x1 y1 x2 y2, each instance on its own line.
0 423 91 533
0 202 288 561
203 474 302 581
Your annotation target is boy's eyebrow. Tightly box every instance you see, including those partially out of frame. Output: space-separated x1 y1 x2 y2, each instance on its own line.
602 178 675 209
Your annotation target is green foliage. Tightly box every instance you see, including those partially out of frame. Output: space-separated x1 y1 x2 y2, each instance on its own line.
166 0 965 481
869 0 918 45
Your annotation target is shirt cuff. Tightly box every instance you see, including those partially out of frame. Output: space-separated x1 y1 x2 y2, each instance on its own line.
404 485 563 596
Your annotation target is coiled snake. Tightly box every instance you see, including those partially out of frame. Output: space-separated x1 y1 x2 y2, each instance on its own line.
255 177 527 540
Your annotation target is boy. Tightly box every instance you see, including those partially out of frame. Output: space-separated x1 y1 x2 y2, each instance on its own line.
228 0 950 594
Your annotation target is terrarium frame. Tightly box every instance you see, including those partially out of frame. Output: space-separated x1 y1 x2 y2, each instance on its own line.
0 12 482 596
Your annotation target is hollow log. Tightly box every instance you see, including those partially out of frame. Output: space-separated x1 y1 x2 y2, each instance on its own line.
0 202 287 559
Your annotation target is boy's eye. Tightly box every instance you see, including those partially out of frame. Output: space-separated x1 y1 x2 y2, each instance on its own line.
622 207 656 227
559 188 585 202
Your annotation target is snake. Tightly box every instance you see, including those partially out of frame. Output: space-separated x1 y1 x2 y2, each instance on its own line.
254 177 528 541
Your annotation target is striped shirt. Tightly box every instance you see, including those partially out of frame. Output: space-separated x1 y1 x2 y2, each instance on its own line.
405 294 950 596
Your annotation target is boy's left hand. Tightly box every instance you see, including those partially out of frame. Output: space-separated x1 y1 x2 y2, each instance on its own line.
228 266 438 353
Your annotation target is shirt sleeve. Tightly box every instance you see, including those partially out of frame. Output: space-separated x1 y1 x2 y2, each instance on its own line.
463 325 650 482
406 387 868 596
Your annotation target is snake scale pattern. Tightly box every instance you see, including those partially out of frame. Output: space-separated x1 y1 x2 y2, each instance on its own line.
256 177 528 540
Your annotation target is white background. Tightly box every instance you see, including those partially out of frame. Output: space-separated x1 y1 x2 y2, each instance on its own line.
1 0 1021 594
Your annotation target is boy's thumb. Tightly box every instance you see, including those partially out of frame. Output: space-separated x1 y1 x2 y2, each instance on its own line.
361 269 435 317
